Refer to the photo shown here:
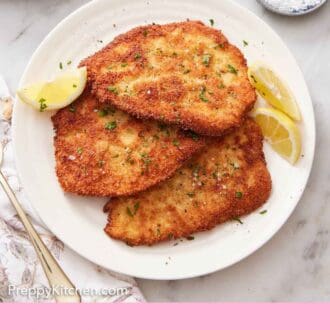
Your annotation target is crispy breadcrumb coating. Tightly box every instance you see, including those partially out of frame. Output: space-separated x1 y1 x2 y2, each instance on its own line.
80 21 256 136
52 90 205 196
104 119 271 245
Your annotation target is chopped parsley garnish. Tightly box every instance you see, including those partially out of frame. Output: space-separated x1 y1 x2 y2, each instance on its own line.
38 98 47 112
212 164 220 179
77 147 83 154
140 153 151 174
98 108 108 117
243 40 249 47
209 19 214 26
250 74 257 83
158 122 170 136
126 156 135 165
98 105 115 117
134 53 142 60
72 84 77 88
107 86 119 94
97 160 105 167
227 64 238 74
187 192 195 198
202 54 211 67
126 207 134 217
172 139 180 147
218 83 225 89
121 62 128 67
69 106 76 113
233 217 243 224
186 130 199 141
140 152 151 165
186 236 195 240
260 210 268 215
105 121 117 130
140 152 152 172
199 86 209 102
98 106 115 117
67 60 72 65
134 202 140 213
59 62 63 70
235 191 243 199
126 202 140 217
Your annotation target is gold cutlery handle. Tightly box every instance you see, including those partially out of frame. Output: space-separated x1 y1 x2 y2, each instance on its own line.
0 172 81 302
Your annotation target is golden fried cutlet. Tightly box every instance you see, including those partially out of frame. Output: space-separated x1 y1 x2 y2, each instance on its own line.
80 21 256 136
104 119 271 245
52 90 205 197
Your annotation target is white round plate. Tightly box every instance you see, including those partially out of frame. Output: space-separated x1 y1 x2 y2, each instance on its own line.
12 0 315 279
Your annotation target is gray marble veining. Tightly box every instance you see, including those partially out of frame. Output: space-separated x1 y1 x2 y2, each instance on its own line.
0 0 329 302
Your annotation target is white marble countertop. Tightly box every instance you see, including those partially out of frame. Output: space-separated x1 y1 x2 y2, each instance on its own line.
1 0 329 302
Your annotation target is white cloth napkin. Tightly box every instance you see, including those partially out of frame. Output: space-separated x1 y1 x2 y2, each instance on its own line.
0 76 145 302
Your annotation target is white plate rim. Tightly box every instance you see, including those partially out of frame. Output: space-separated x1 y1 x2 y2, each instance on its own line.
12 0 315 280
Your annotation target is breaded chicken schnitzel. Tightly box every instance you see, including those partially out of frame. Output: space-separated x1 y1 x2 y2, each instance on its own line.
104 119 271 245
52 90 205 196
80 21 256 136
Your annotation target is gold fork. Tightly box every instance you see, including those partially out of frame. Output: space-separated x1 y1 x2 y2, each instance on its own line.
0 142 81 302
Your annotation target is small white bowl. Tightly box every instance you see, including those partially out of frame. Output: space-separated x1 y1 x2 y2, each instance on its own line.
258 0 327 16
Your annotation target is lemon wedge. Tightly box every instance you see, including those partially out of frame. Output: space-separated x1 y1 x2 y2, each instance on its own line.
248 62 301 121
17 67 87 111
251 107 301 164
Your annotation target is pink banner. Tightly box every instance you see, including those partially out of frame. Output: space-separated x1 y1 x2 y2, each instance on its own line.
1 303 329 329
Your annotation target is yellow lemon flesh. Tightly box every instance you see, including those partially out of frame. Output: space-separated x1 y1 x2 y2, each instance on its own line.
251 107 301 164
17 67 87 112
248 62 301 121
